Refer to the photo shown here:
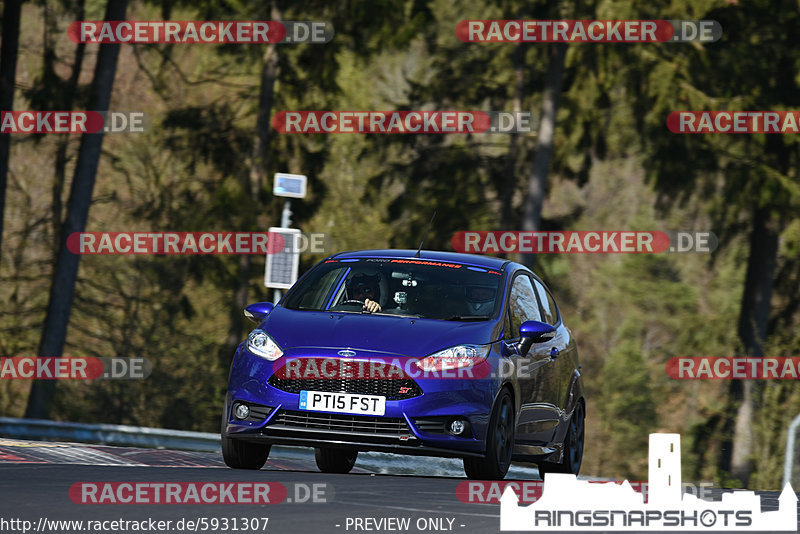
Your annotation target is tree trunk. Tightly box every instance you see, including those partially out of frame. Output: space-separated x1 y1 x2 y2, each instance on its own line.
725 206 779 485
0 0 24 264
248 9 280 200
25 0 129 419
500 42 525 231
221 4 280 364
520 42 566 268
52 0 87 252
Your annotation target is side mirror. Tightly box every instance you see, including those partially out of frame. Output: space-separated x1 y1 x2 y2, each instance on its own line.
517 320 556 355
244 302 274 323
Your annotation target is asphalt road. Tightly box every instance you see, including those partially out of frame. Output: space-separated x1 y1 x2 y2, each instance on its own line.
0 439 796 534
0 439 498 533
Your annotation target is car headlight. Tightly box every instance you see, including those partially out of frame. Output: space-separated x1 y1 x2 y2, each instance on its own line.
414 345 490 372
246 329 283 361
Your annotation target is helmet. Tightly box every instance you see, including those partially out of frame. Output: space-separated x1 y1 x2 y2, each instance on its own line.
346 273 381 301
465 285 496 315
465 286 496 303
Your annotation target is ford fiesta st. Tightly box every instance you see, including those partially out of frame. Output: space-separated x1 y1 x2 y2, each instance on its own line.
222 250 584 480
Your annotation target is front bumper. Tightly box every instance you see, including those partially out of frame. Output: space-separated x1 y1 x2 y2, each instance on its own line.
224 344 501 457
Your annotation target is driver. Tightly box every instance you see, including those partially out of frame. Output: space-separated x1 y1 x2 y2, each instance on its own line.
346 273 382 313
465 285 496 316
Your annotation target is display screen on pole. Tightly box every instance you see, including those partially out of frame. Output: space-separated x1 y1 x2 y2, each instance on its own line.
273 173 307 199
265 228 301 289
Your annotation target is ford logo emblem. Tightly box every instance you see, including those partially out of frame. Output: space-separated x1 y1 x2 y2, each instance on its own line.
337 350 356 358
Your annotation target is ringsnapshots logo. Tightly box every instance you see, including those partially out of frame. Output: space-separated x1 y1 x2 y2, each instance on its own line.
500 433 798 531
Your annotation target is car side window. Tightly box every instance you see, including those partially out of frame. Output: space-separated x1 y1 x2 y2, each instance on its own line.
533 279 559 325
506 274 542 339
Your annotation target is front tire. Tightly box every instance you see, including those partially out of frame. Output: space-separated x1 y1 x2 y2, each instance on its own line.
463 389 515 480
221 404 270 470
315 447 358 474
221 436 270 469
537 401 584 478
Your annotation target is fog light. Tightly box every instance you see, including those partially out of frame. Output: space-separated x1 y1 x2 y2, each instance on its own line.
449 419 466 435
233 403 250 420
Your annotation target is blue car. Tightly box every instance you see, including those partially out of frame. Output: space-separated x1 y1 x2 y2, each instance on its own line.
222 250 584 480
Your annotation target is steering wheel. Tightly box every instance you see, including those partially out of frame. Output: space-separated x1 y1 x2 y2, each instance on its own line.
340 299 365 306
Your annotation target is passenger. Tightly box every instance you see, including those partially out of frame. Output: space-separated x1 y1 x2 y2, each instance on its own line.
465 286 496 315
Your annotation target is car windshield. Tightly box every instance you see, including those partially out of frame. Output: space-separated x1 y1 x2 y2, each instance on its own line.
282 257 504 320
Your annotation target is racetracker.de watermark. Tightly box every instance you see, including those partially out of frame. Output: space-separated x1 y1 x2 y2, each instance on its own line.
69 481 330 505
68 21 333 44
457 480 716 505
668 111 800 133
456 20 721 43
452 231 718 254
0 111 147 134
67 232 331 255
0 357 151 380
666 357 800 379
268 356 574 381
272 111 534 134
271 357 492 380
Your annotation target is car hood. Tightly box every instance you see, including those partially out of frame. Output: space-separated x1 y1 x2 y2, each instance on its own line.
258 306 498 357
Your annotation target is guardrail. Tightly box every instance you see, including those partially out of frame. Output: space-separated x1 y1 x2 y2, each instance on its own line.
0 417 220 452
0 416 544 478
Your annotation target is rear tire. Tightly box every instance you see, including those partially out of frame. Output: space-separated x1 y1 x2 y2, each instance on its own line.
315 447 358 474
463 389 515 480
221 436 270 470
537 401 584 478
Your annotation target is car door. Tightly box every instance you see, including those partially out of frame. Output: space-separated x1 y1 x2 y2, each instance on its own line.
505 273 561 445
532 277 570 417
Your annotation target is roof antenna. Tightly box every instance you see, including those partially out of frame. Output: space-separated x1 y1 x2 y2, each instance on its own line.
414 211 436 258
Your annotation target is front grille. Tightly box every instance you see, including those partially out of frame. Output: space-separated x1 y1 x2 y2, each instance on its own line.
414 417 448 434
267 376 422 400
248 404 272 420
266 410 418 444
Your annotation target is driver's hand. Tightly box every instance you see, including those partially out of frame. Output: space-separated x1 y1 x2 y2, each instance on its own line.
363 299 382 313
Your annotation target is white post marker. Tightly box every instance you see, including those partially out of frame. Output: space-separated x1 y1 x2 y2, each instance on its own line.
273 173 307 199
267 173 308 301
265 228 301 292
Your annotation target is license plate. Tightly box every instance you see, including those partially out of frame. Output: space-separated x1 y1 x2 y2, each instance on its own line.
299 390 386 416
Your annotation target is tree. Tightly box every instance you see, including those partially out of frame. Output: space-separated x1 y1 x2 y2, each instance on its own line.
221 1 282 364
520 41 566 268
50 0 88 253
620 2 800 485
0 0 24 264
25 0 130 419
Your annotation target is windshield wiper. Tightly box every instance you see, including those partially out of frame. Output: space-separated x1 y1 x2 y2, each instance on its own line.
443 315 491 321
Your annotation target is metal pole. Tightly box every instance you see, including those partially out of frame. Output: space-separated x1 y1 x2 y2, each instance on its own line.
271 200 291 305
281 200 292 228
